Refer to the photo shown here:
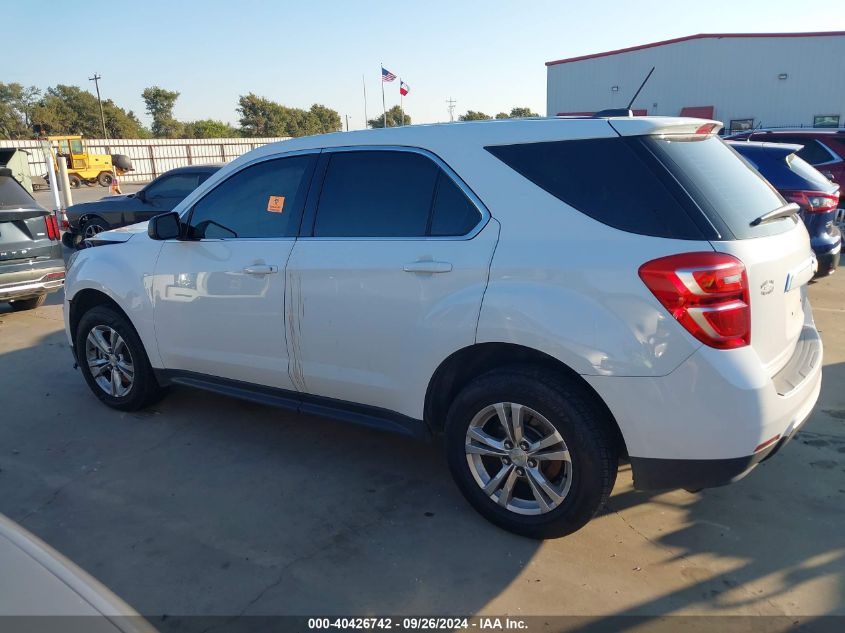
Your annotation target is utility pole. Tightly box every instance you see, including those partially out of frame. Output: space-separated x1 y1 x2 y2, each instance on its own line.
345 114 350 131
446 97 456 123
89 73 107 138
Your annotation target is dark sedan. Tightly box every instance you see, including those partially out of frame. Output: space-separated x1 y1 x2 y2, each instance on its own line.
63 164 221 248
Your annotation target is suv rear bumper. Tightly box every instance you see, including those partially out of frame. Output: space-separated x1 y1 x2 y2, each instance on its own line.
0 259 66 301
814 241 840 276
585 323 822 491
628 407 810 490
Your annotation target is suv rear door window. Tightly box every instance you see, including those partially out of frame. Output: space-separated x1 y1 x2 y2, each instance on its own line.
430 171 482 236
313 151 438 237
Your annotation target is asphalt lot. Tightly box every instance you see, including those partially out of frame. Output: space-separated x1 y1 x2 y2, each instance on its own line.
1 194 843 629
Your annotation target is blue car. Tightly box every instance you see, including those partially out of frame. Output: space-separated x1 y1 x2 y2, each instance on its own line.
729 140 841 277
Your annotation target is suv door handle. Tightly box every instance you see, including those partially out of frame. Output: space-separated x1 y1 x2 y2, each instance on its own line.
403 261 453 274
242 264 278 275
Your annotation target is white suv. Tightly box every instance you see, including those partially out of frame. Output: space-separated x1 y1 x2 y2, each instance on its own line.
63 116 822 538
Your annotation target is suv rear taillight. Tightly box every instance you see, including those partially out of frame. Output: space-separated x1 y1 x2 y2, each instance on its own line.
783 190 840 213
639 252 750 350
44 214 60 241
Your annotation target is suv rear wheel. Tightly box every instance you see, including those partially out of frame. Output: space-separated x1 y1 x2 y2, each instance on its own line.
75 305 164 411
445 366 617 538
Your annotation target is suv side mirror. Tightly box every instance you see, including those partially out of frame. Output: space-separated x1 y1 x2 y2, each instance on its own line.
148 212 181 240
136 189 147 202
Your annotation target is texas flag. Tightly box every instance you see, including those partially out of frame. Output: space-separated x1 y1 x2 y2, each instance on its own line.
399 80 410 96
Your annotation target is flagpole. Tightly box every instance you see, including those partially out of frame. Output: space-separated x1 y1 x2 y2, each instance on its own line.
362 74 368 129
399 78 403 127
381 63 389 127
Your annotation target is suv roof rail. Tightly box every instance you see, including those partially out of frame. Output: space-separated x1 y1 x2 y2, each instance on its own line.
593 108 633 118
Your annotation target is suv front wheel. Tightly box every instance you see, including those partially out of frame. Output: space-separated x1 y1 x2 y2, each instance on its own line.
445 367 618 539
75 305 164 411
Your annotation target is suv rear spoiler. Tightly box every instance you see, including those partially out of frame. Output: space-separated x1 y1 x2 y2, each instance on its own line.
609 117 724 137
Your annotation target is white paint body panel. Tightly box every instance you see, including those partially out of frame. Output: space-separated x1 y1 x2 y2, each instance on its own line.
151 239 294 389
285 220 499 419
63 117 823 474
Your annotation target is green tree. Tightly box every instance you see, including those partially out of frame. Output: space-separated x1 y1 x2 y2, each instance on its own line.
29 85 147 138
458 110 492 121
368 105 410 128
495 112 509 119
237 94 341 137
0 83 40 139
307 103 342 134
183 119 239 138
507 106 540 118
142 86 181 137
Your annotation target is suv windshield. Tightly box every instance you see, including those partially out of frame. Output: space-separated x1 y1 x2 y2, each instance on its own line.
644 136 792 239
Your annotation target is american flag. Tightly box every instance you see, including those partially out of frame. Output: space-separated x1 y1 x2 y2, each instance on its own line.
382 67 396 82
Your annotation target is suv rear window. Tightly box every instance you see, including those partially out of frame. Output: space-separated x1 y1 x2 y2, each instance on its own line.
0 174 37 210
766 137 834 165
486 138 706 239
786 154 837 191
487 136 793 240
645 136 792 239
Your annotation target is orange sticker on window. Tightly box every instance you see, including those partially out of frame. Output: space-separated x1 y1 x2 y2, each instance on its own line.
267 196 285 213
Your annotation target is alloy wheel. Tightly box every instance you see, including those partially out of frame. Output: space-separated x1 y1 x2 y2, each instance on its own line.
465 402 573 515
85 325 135 397
84 223 104 238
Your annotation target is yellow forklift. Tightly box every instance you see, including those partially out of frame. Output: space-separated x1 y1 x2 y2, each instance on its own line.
47 135 133 188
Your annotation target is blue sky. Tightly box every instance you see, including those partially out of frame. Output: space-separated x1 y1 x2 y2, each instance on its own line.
4 0 844 130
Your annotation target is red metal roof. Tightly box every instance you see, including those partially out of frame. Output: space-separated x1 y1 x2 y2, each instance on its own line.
545 31 845 67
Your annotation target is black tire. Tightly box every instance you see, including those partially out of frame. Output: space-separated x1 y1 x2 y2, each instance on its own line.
62 231 84 249
75 305 164 411
9 294 47 311
97 171 114 187
445 366 618 539
68 174 81 188
82 217 109 239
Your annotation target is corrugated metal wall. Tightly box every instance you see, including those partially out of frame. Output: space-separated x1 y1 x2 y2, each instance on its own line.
0 137 290 184
546 34 845 130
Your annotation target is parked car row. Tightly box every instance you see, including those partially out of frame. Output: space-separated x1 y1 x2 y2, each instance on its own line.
63 115 826 538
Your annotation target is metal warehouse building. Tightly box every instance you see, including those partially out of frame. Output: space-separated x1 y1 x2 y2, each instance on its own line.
546 32 845 131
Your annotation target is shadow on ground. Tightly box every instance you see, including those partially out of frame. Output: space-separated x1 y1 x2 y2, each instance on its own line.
0 323 842 632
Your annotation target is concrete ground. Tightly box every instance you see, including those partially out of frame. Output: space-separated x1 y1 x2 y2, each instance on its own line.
0 228 843 629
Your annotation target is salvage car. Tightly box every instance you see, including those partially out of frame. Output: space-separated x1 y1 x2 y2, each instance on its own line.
0 167 64 311
63 116 822 538
63 165 220 248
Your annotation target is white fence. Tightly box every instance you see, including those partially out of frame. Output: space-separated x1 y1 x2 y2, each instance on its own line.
0 137 290 184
